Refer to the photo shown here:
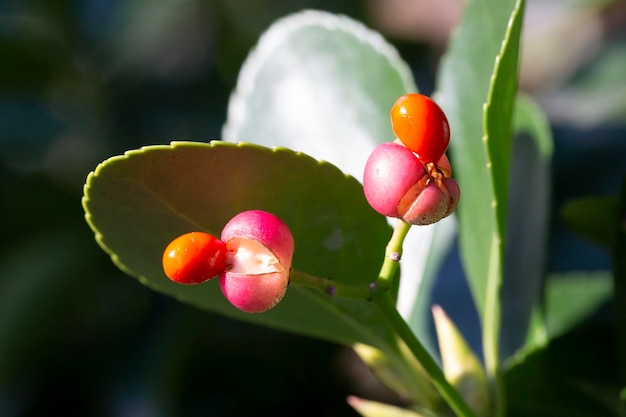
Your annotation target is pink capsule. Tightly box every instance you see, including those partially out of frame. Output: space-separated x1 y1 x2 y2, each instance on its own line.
363 142 427 217
363 142 460 226
219 210 294 313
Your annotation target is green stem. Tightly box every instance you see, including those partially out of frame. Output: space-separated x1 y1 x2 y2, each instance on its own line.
291 219 476 417
291 219 411 298
376 220 412 291
371 220 476 417
289 269 372 299
374 291 478 417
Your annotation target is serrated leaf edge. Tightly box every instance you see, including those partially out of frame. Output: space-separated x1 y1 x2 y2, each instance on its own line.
81 140 364 271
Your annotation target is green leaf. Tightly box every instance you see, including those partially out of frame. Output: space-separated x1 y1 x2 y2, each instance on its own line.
514 94 554 156
83 140 447 405
505 324 622 417
83 141 397 347
222 9 453 353
352 343 438 406
544 271 613 337
435 0 526 411
436 0 525 372
436 0 525 315
561 197 620 249
432 305 490 417
485 27 524 242
500 95 554 356
222 10 415 181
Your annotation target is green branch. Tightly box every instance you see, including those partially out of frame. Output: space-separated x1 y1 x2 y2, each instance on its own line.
372 220 477 417
289 269 372 299
374 291 478 417
376 220 412 291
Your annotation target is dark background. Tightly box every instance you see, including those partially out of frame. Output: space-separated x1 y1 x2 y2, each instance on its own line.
1 0 625 416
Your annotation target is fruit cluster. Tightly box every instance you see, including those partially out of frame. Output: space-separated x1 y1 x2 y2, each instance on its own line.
162 210 294 313
363 93 460 225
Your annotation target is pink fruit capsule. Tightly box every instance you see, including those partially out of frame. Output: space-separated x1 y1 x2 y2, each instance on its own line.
219 210 294 313
363 142 427 218
363 142 460 226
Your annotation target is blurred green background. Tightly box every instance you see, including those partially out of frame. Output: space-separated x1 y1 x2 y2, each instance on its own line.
1 0 625 416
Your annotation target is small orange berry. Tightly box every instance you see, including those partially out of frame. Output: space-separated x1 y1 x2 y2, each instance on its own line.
162 232 227 284
390 93 450 164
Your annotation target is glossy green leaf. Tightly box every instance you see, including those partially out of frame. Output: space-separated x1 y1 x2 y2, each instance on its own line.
82 141 400 349
500 95 554 356
222 9 454 352
561 197 619 249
